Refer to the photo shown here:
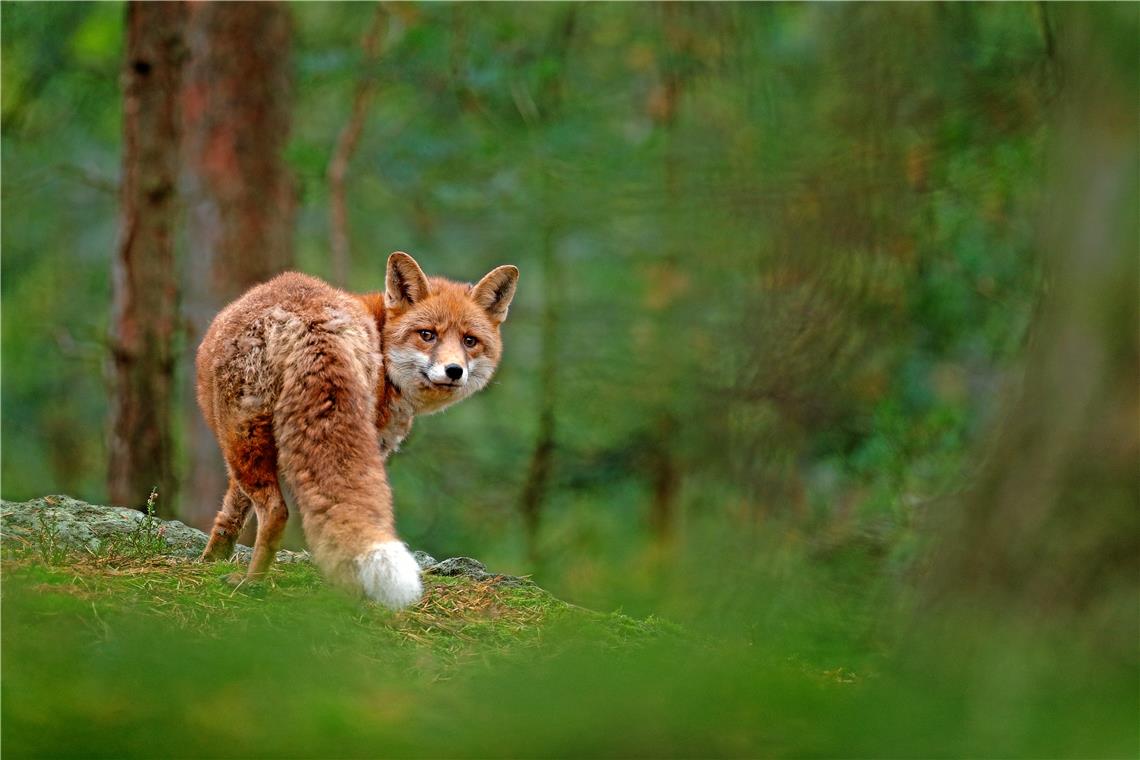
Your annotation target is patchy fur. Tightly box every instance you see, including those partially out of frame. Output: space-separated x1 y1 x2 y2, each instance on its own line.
196 253 518 608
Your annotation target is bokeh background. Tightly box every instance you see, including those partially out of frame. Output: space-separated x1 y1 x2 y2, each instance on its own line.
2 2 1065 579
2 5 1137 753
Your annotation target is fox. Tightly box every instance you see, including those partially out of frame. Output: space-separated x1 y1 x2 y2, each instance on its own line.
195 252 518 608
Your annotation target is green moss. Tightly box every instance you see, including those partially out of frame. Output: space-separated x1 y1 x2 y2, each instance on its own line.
3 549 1133 758
1 549 664 658
0 550 678 758
0 549 670 756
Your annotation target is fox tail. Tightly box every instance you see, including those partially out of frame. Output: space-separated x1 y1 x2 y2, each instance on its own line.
273 314 423 609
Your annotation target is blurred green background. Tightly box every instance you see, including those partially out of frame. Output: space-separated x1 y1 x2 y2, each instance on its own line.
2 3 1137 756
2 2 1053 586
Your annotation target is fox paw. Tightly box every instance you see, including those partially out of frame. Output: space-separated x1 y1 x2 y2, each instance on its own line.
200 543 235 562
221 572 266 596
221 571 245 587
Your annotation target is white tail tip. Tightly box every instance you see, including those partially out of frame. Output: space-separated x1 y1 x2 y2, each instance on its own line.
355 541 424 609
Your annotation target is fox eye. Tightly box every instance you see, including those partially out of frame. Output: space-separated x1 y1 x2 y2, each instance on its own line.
418 329 436 342
463 335 478 348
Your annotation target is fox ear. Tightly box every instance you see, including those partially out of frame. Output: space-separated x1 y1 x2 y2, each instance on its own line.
471 265 519 323
385 252 430 310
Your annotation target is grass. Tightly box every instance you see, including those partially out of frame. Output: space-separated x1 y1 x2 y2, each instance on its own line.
0 540 681 758
2 532 1136 758
1 545 663 660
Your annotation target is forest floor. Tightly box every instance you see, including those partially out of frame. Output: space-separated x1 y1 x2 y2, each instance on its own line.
2 552 666 669
2 496 1134 758
0 496 681 757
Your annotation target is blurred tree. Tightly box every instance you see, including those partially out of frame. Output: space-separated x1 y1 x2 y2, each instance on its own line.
644 2 691 543
0 2 1098 592
327 3 388 287
180 1 295 525
107 1 187 515
926 7 1138 651
517 6 578 563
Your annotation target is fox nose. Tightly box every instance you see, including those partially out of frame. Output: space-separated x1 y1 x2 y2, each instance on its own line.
444 364 464 381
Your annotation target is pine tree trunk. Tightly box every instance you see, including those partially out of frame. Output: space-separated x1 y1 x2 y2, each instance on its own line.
107 1 187 516
180 1 295 526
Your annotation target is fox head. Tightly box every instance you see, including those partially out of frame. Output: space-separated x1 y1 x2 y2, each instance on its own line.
382 251 519 414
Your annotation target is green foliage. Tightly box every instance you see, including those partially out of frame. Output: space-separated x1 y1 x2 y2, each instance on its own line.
1 2 121 503
0 3 1055 580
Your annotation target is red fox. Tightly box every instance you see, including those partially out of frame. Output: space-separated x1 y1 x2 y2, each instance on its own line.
195 252 518 608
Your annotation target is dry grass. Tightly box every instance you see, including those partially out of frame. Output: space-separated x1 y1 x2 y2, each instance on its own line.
0 546 616 662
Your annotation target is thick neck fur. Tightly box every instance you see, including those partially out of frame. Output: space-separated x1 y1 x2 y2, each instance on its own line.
355 292 416 458
354 266 511 457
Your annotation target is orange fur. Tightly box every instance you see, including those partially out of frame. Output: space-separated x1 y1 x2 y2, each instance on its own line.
196 253 518 606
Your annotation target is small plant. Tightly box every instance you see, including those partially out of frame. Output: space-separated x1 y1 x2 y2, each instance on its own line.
129 487 168 558
32 512 70 565
102 487 169 561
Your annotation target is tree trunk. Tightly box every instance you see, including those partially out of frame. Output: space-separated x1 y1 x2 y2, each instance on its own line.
180 1 295 526
925 9 1138 649
645 1 689 544
518 217 561 564
515 7 578 565
327 5 387 287
107 1 187 516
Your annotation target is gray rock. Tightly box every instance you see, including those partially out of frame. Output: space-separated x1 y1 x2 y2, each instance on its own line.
425 555 530 587
412 550 437 569
231 545 312 564
0 495 302 563
1 494 207 558
427 556 489 577
1 496 510 579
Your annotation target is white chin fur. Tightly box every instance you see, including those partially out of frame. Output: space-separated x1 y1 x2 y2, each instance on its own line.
355 541 423 609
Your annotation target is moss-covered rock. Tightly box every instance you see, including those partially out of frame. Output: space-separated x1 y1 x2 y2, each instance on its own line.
0 495 534 583
0 494 309 562
1 495 669 664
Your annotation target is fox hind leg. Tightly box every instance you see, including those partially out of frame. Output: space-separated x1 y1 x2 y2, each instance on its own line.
203 413 289 587
242 483 288 582
201 478 252 561
229 415 287 585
